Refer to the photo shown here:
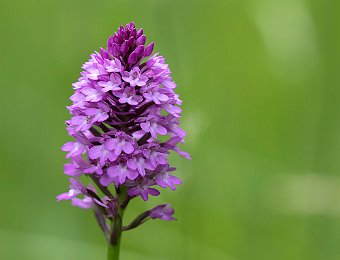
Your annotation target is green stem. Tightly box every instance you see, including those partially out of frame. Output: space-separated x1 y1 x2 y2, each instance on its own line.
107 240 121 260
107 189 127 260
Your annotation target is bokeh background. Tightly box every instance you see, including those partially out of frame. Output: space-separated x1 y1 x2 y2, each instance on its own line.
1 0 340 259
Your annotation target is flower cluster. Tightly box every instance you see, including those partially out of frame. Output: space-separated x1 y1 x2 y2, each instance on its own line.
57 22 189 222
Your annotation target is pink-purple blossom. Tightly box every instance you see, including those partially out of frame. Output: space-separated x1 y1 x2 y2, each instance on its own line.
57 22 189 227
56 178 97 209
128 178 160 201
149 204 176 221
155 165 182 190
122 67 148 87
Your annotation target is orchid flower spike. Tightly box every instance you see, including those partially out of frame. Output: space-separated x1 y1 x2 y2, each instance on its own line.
57 22 190 260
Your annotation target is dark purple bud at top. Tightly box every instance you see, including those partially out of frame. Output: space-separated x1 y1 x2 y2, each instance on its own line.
107 36 114 49
144 42 154 57
111 43 120 58
136 28 144 38
120 40 128 53
128 22 135 30
135 45 145 58
128 45 145 65
127 37 134 48
136 35 146 46
120 29 128 40
128 52 138 65
130 28 137 38
113 33 122 44
107 36 120 57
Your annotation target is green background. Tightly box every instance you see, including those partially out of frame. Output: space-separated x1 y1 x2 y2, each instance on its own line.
1 0 340 259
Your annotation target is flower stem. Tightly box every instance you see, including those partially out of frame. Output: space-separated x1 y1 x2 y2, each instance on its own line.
107 189 127 260
107 212 124 260
107 240 121 260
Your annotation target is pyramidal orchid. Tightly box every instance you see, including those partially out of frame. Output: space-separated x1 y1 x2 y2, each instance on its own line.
57 22 190 260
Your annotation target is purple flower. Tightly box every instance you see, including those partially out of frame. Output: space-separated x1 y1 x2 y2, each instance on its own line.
143 86 169 104
71 196 94 209
104 59 123 73
128 179 160 201
57 178 110 210
56 178 96 209
105 131 135 156
127 153 154 177
140 120 167 138
68 92 86 111
59 22 189 213
163 136 192 160
98 73 122 92
56 178 85 201
58 23 190 254
155 165 182 190
69 116 92 132
82 63 101 80
101 197 119 217
64 156 90 177
122 67 148 87
81 87 103 102
61 141 86 159
88 139 118 165
145 145 169 168
86 106 109 123
149 204 176 221
107 160 138 184
116 86 143 105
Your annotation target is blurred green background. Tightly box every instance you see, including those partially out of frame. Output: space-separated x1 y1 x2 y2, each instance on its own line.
1 0 340 259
